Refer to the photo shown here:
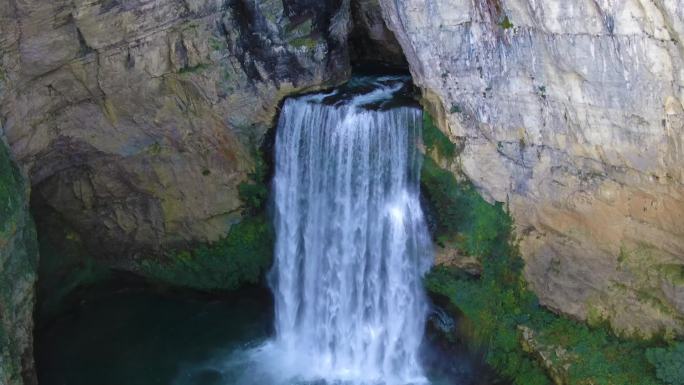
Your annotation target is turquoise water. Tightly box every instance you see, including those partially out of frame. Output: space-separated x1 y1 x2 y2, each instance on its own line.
35 281 505 385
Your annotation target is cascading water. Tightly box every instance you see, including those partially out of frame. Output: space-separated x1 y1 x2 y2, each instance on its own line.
36 77 503 385
267 76 434 385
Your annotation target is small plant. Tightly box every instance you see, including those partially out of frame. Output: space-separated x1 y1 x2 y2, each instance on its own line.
178 63 209 75
499 15 514 30
422 112 456 159
450 104 462 114
146 141 162 155
538 85 547 99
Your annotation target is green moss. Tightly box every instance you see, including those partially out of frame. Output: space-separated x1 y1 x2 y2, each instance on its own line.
427 260 664 385
426 267 550 385
421 156 509 257
178 63 209 75
140 150 273 291
209 37 225 51
146 141 162 156
0 141 38 383
646 342 684 385
421 138 666 385
499 15 514 30
0 143 23 225
422 112 456 159
237 150 270 214
139 214 273 291
660 264 684 286
289 36 318 49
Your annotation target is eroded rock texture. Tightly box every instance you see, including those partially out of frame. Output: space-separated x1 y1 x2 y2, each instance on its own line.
0 0 350 262
379 0 684 336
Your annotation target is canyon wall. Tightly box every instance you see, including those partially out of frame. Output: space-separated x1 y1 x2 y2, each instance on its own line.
379 0 684 336
0 0 351 263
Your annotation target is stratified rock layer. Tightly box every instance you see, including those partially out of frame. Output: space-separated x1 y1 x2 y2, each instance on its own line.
0 0 351 261
379 0 684 336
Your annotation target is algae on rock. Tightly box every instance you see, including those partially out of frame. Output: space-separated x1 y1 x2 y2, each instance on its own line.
0 141 38 385
420 110 674 385
139 149 274 291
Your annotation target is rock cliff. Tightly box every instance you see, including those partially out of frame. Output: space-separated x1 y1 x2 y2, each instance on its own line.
0 1 354 381
0 141 38 385
0 0 350 262
379 0 684 336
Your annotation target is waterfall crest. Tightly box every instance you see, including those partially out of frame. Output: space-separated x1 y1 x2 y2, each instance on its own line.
269 77 434 385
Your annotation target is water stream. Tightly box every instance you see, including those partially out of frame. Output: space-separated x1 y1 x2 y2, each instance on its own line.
266 76 433 384
36 76 503 385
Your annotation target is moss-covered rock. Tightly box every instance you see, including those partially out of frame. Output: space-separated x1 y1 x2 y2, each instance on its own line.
138 214 273 291
138 149 274 291
420 110 673 385
0 141 38 385
646 342 684 385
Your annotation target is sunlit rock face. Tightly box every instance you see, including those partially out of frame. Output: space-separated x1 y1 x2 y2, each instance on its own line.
378 0 684 336
0 0 351 259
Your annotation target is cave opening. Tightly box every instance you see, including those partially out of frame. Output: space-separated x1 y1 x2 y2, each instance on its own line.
348 0 409 72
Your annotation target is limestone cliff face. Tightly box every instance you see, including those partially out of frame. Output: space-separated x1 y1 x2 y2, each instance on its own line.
379 0 684 336
0 141 38 385
0 0 350 262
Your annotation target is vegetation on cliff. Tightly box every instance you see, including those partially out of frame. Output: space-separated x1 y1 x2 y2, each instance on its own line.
420 111 682 385
0 141 38 384
422 113 456 160
140 151 273 291
139 215 273 291
646 342 684 385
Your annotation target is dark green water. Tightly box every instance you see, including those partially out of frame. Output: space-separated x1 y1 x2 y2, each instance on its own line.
36 280 505 385
35 283 273 385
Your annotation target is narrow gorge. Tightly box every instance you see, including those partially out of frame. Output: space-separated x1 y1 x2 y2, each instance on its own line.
0 1 682 385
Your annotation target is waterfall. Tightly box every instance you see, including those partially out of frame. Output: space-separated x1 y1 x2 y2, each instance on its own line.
268 76 434 385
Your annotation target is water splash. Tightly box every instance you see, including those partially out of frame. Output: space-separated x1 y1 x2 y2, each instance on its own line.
265 77 433 385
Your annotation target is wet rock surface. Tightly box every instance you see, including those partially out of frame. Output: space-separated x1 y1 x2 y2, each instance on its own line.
0 142 38 385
